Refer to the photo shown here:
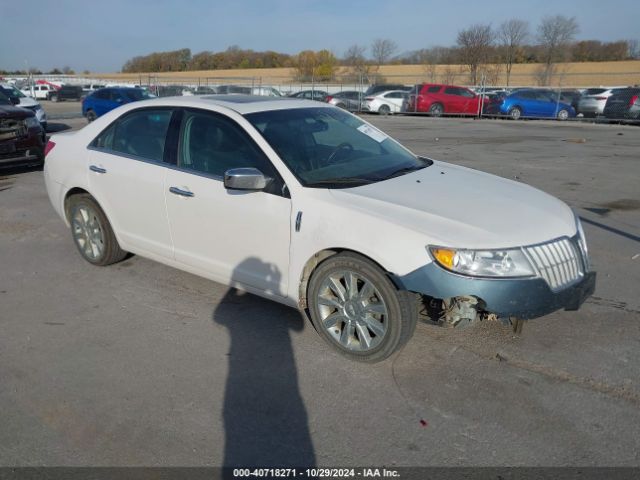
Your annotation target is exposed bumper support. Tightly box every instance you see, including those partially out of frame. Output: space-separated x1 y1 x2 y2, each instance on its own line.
395 263 596 320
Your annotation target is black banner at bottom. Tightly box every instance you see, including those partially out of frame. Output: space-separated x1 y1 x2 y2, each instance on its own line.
0 468 640 480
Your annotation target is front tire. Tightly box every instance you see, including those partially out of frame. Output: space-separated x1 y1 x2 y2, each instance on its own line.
308 252 417 363
50 95 58 102
557 109 569 121
509 106 522 120
86 110 97 123
67 194 127 266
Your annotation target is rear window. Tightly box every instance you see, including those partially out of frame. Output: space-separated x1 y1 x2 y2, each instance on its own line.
584 88 606 95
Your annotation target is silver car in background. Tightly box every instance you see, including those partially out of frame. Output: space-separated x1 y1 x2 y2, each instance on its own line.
325 90 366 112
577 88 615 117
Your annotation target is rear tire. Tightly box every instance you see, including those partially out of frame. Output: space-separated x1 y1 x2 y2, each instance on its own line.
378 104 391 116
86 110 97 123
67 194 127 266
50 95 58 103
308 252 417 363
429 103 443 117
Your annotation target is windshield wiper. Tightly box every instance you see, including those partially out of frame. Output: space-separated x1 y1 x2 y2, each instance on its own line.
305 177 375 187
383 164 426 179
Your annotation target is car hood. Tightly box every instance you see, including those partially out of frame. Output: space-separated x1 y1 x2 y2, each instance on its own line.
0 105 33 119
330 160 576 249
17 97 39 108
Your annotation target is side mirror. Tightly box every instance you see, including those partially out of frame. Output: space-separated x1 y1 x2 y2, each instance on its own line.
9 96 20 105
224 167 272 191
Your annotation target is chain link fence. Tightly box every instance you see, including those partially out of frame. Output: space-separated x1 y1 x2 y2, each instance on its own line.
8 68 640 123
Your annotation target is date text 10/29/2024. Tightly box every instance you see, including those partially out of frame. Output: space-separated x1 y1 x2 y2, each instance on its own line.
232 468 400 478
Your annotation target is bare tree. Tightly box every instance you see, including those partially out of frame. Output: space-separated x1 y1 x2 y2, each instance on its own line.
457 24 494 85
628 39 640 59
537 15 579 85
371 38 397 66
343 44 369 78
497 19 529 86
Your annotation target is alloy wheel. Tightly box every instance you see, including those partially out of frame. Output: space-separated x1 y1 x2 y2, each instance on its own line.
72 206 105 261
316 270 388 352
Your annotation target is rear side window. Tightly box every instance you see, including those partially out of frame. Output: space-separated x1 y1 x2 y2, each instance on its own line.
92 90 109 100
424 86 441 93
92 109 172 163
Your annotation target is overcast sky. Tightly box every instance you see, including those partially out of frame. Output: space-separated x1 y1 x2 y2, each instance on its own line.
1 0 638 73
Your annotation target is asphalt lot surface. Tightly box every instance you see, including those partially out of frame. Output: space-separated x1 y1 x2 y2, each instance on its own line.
1 101 639 466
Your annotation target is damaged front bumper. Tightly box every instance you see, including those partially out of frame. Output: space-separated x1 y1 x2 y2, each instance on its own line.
395 263 596 320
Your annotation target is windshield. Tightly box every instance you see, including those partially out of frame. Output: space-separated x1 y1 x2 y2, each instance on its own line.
123 89 153 101
0 91 10 105
245 107 430 188
0 85 26 98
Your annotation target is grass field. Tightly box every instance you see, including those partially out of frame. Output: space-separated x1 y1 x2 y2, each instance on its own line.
94 60 640 88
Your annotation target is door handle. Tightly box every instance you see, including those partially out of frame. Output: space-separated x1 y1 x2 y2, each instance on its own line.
169 186 194 198
89 165 106 174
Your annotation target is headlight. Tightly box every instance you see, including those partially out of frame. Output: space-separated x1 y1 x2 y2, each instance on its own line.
25 116 40 129
429 246 536 278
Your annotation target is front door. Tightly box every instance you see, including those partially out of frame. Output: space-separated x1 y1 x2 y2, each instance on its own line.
164 109 291 296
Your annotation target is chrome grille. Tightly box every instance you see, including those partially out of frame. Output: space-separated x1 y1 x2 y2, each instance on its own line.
525 238 584 292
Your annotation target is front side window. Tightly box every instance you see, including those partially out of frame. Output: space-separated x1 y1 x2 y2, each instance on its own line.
246 107 430 188
92 109 172 162
178 110 275 178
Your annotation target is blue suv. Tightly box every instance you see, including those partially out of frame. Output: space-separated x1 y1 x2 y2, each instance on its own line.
82 87 154 122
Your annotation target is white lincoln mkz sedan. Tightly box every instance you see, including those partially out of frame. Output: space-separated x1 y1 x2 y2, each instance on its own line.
44 96 596 362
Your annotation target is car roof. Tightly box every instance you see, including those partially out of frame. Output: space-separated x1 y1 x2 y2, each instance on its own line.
121 95 331 115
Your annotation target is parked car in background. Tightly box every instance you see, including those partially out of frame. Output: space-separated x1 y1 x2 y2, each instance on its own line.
479 90 509 115
153 85 190 97
288 90 328 102
602 88 640 121
193 86 218 95
325 91 365 111
43 95 595 362
0 92 45 167
0 84 47 129
365 90 408 114
576 88 615 117
216 85 252 95
251 86 283 97
498 89 576 120
48 85 83 102
20 83 57 100
82 87 154 122
364 84 411 96
557 89 583 112
82 83 107 94
406 84 487 116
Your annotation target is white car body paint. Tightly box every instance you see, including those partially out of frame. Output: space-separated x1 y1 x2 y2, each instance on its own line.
44 96 578 309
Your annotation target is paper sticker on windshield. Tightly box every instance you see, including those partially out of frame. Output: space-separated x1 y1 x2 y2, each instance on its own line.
357 124 387 143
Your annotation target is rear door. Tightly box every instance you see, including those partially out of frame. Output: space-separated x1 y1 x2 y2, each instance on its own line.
87 107 175 258
443 87 464 113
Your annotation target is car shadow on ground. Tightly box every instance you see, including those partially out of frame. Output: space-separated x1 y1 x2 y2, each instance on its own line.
212 258 316 469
